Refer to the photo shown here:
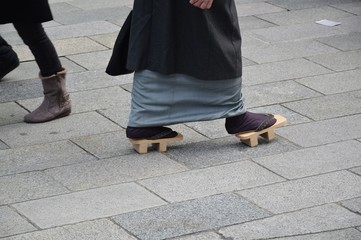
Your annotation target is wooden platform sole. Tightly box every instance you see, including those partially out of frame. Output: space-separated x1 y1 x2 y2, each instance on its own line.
235 115 287 147
129 133 183 154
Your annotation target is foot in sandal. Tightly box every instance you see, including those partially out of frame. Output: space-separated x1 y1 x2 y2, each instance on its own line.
225 112 286 147
126 126 183 154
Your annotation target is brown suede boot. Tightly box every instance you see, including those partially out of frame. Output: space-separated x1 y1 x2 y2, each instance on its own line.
24 68 71 123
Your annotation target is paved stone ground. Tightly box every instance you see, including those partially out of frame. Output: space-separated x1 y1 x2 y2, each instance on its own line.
1 0 361 239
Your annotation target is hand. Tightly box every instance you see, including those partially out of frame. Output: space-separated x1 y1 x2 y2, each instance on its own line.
189 0 213 9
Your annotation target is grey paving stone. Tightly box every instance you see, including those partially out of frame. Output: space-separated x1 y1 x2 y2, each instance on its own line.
45 152 188 191
283 91 361 120
164 137 250 169
254 140 361 179
262 228 361 240
219 204 361 240
277 114 361 147
69 0 133 10
242 80 322 108
89 32 118 48
257 6 353 26
54 6 131 25
0 102 28 126
2 219 137 240
50 2 82 16
185 119 228 139
67 50 112 70
12 44 36 61
71 130 134 158
97 105 131 128
242 40 339 63
317 32 361 51
341 197 361 215
0 112 121 147
333 2 361 15
234 0 266 3
0 172 69 205
167 124 210 146
248 23 347 43
267 0 360 10
235 2 285 17
2 57 85 83
243 58 332 86
307 50 361 71
242 57 257 67
165 135 298 169
139 161 284 202
0 141 8 150
67 70 133 92
121 82 132 92
170 232 223 240
12 183 165 228
242 32 270 47
249 105 312 125
0 206 36 238
351 167 361 176
113 193 269 240
41 21 120 41
0 141 96 177
12 37 108 62
296 69 361 94
54 37 108 57
338 16 361 33
238 16 275 31
238 171 361 214
0 78 42 103
19 86 131 115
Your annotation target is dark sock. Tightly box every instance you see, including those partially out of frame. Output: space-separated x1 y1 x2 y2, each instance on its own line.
126 126 177 139
225 111 276 134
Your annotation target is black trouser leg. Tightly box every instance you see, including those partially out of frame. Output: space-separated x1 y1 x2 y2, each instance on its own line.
13 23 62 76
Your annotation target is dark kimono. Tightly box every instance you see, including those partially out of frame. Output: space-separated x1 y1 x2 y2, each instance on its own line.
127 0 243 80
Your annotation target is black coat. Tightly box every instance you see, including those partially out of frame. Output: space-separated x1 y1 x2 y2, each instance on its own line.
0 0 53 24
126 0 242 80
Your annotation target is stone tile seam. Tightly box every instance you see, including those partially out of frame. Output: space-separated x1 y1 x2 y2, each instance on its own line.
8 204 41 231
68 138 102 160
216 203 361 233
238 169 361 190
338 195 361 212
285 89 361 102
107 217 142 240
237 227 361 240
305 56 361 72
330 5 360 16
243 70 334 88
211 204 361 239
183 124 213 140
277 112 361 128
350 168 361 177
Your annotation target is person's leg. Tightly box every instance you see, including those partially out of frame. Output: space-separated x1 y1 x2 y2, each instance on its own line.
14 23 71 123
0 36 19 80
13 23 61 76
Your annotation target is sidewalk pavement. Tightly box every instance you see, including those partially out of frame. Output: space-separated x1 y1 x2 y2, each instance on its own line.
1 0 361 239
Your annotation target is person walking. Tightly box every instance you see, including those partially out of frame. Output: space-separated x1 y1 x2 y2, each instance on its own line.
0 0 71 123
109 0 286 153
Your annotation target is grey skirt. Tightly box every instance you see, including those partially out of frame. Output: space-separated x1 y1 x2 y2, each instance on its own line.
128 70 246 127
